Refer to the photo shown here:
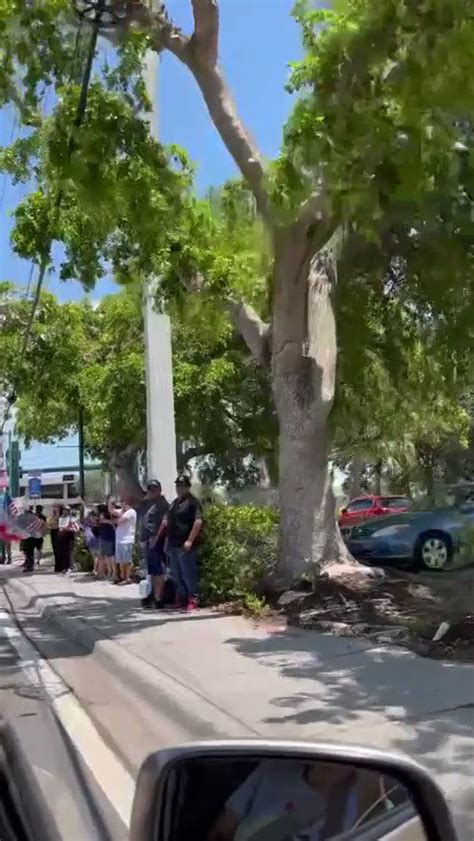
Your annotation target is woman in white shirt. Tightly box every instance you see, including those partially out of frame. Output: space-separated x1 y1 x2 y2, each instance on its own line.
112 499 137 584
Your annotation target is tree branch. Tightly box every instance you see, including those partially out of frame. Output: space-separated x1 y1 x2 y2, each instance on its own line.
108 2 271 219
225 298 271 364
188 59 271 221
190 0 219 63
106 2 190 59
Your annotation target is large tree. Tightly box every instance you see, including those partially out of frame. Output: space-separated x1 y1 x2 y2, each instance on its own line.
108 0 474 584
1 1 473 586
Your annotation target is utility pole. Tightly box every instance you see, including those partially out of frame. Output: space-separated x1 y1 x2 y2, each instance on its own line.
143 50 177 502
78 405 86 500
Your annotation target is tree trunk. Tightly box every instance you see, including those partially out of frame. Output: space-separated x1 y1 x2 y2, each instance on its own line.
275 392 355 586
110 446 143 503
348 457 366 498
270 233 364 589
374 459 383 495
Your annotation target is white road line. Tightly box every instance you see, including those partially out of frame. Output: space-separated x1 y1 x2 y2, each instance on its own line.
0 610 135 828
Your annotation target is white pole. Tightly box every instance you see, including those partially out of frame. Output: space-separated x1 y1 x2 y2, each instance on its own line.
143 50 177 502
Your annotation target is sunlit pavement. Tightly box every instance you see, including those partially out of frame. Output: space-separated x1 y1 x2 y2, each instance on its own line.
0 558 473 840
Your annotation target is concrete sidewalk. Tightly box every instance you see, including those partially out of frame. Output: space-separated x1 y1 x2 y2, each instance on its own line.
2 561 473 839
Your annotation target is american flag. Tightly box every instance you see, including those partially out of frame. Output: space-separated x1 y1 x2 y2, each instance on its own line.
8 498 19 517
2 493 19 518
25 516 44 534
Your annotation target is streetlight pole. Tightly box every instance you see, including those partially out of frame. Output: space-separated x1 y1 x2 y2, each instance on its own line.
142 50 177 502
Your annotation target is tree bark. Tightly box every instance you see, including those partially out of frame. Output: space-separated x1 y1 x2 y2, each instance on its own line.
374 459 383 496
270 233 361 588
348 457 366 498
110 445 143 503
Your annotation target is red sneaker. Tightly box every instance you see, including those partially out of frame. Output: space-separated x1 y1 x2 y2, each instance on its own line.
186 597 199 612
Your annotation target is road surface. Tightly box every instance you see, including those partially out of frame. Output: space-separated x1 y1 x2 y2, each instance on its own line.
0 603 129 840
0 561 472 840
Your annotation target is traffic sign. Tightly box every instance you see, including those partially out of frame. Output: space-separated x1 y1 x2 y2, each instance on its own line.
28 476 42 499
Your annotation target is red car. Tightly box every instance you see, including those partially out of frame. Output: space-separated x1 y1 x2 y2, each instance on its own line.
339 495 411 538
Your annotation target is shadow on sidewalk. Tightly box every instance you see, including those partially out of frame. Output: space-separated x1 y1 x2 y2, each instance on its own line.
3 564 228 657
225 629 474 839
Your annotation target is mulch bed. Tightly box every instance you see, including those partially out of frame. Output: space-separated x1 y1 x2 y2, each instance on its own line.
275 571 474 662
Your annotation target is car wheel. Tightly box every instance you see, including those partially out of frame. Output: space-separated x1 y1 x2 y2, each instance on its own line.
417 532 452 571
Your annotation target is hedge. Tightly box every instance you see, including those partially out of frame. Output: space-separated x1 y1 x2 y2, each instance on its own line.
73 503 279 610
199 504 278 606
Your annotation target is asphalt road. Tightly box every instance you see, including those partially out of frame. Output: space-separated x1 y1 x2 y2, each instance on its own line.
0 609 128 841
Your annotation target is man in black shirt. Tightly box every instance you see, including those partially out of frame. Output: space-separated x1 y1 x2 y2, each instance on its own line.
138 480 169 609
165 475 203 611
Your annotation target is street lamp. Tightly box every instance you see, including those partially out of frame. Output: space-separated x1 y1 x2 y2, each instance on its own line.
73 1 128 30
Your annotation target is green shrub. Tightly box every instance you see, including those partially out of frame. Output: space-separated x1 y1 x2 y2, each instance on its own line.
200 504 278 607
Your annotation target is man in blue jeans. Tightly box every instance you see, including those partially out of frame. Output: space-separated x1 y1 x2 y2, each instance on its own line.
164 475 203 612
139 479 169 609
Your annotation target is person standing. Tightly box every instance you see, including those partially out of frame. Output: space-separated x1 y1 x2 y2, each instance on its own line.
33 504 47 565
55 506 76 574
110 498 136 585
139 480 169 609
48 505 60 569
83 509 100 577
165 476 203 612
97 504 116 579
22 534 36 573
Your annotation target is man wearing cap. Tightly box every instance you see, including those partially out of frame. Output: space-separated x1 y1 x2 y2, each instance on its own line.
164 475 203 611
138 480 169 609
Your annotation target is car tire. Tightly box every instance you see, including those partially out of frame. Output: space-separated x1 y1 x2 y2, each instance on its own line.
415 531 452 571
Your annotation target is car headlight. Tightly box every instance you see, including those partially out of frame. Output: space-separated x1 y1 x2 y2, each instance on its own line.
372 524 411 538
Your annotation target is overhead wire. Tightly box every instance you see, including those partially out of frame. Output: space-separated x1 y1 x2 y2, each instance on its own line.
1 2 105 433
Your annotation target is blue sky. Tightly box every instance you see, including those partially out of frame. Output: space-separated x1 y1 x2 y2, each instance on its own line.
1 0 301 469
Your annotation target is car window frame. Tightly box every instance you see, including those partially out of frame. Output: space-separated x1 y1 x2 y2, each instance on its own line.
346 498 375 513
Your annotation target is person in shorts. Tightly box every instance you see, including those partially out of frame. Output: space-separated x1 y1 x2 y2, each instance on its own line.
97 505 116 579
110 498 136 585
84 509 100 577
138 480 169 609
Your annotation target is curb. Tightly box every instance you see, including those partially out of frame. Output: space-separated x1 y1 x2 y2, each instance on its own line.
4 576 257 765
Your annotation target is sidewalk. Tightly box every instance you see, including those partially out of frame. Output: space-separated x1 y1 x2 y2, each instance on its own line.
2 560 474 839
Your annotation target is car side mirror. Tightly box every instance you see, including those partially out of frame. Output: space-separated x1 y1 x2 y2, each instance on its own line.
129 740 458 841
340 507 348 514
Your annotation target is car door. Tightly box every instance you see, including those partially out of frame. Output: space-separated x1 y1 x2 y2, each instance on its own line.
379 497 411 517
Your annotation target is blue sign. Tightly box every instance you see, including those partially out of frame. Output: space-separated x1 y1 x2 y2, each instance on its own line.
28 477 42 499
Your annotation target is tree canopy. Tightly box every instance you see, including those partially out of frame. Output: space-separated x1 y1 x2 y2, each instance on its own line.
1 0 474 579
0 280 276 486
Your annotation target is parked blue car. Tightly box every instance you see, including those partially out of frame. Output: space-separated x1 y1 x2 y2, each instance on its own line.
346 503 474 571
